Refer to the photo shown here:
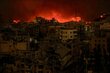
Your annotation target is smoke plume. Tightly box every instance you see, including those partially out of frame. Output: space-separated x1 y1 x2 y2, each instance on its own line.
0 0 110 22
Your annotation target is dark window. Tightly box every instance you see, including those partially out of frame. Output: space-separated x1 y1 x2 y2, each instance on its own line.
60 35 62 38
65 36 67 38
70 32 72 34
61 31 63 33
9 45 12 47
102 44 105 47
21 70 24 73
47 71 49 73
38 65 44 69
103 40 105 42
17 65 20 68
21 64 24 68
74 35 77 37
98 40 101 42
73 31 77 33
95 44 97 47
38 71 43 73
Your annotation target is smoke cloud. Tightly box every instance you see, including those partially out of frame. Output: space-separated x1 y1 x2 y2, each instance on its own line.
0 0 110 22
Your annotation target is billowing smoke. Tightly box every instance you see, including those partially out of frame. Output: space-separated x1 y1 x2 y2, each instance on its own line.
0 0 110 22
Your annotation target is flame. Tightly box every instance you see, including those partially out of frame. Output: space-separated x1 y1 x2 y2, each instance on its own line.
28 11 81 23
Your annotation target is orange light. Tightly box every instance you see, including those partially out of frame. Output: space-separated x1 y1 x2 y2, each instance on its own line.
28 11 81 23
13 20 20 23
71 17 81 22
100 15 103 18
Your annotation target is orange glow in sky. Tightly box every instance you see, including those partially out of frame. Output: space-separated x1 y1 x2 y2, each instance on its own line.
28 11 81 23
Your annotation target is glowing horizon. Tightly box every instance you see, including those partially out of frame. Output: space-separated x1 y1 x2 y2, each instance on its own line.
28 11 81 23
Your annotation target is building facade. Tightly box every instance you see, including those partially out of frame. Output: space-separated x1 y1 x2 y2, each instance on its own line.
59 28 77 42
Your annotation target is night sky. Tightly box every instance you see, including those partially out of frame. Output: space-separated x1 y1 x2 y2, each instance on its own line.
0 0 110 22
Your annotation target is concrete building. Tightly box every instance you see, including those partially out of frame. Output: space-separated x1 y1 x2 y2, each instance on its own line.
89 36 108 54
90 21 110 54
0 39 29 53
58 28 77 42
0 40 14 53
0 29 30 52
100 22 110 30
31 63 51 73
10 61 51 73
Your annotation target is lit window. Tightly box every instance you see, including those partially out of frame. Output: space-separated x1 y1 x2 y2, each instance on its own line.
30 38 32 42
35 40 38 43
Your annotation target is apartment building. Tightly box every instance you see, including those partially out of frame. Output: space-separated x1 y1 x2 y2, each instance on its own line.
59 28 77 42
89 36 108 55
